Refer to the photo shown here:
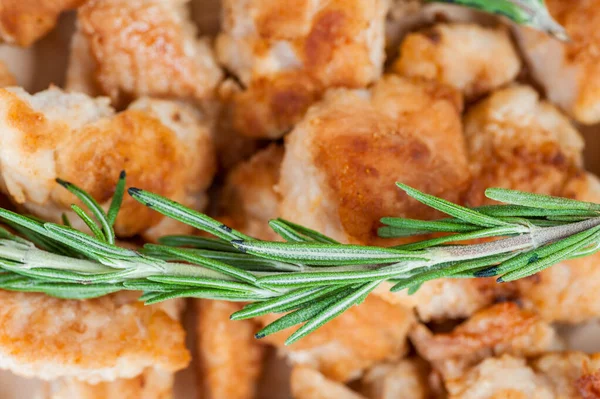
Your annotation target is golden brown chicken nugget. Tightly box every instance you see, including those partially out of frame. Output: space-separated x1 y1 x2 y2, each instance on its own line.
291 367 366 399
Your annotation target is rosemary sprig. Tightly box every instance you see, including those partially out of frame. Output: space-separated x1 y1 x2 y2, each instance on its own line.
0 174 598 344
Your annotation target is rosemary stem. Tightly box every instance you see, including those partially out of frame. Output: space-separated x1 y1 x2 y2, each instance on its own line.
432 217 600 262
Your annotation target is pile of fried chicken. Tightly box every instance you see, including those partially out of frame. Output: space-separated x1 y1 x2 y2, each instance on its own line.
1 0 600 398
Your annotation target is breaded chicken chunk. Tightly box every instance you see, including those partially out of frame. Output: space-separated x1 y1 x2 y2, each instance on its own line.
279 74 470 245
0 86 215 241
66 0 222 107
256 294 415 382
196 300 264 399
218 144 283 241
393 23 521 99
0 61 15 87
410 302 563 379
517 0 600 124
0 0 85 47
216 0 389 138
447 352 600 399
360 359 432 399
464 85 584 206
291 367 366 399
43 368 173 399
0 291 188 382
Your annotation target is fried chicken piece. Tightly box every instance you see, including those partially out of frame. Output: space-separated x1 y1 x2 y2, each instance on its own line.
464 85 584 206
256 293 415 382
0 291 188 382
360 359 432 399
393 23 521 100
217 0 389 138
218 144 283 241
43 368 173 399
447 352 600 399
0 86 215 241
0 0 86 47
515 172 600 323
0 61 15 87
195 300 264 399
66 0 222 107
279 74 469 245
517 0 600 124
411 302 563 379
291 367 366 399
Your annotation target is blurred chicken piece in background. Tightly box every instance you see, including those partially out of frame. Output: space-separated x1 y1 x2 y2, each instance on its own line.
66 0 222 107
216 0 389 139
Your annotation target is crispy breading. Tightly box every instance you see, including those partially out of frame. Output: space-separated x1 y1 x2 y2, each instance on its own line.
256 294 415 382
517 0 600 124
218 144 283 241
0 86 215 241
393 23 521 99
217 0 389 138
0 0 86 47
360 359 432 399
43 368 173 399
411 302 563 379
66 0 222 107
447 352 600 399
279 74 470 245
0 61 15 87
0 291 189 382
291 367 366 399
196 300 264 399
464 85 584 206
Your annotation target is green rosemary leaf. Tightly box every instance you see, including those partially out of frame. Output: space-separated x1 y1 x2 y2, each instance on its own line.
57 178 114 244
128 188 251 241
258 266 406 288
392 225 527 251
3 280 122 298
475 205 598 218
6 222 73 256
230 240 429 266
268 220 311 242
158 235 238 252
0 226 30 245
274 219 340 244
380 217 479 235
71 204 106 242
255 287 355 339
107 170 126 227
499 228 600 282
231 286 342 320
61 213 72 228
285 280 381 345
485 188 600 212
0 272 28 286
396 183 509 227
122 279 182 292
432 0 568 40
148 275 271 295
545 216 591 222
142 288 269 305
144 244 258 284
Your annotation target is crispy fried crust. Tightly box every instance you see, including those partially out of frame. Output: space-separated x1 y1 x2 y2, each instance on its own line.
0 87 215 240
196 300 264 399
217 0 389 138
464 85 584 207
393 23 521 99
256 294 415 382
66 0 222 106
411 302 563 379
279 75 470 245
291 367 366 399
360 359 432 399
43 368 174 399
218 144 283 241
517 0 600 124
0 291 189 382
0 0 86 47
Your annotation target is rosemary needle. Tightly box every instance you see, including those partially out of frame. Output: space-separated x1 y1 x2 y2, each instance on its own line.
0 173 597 344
